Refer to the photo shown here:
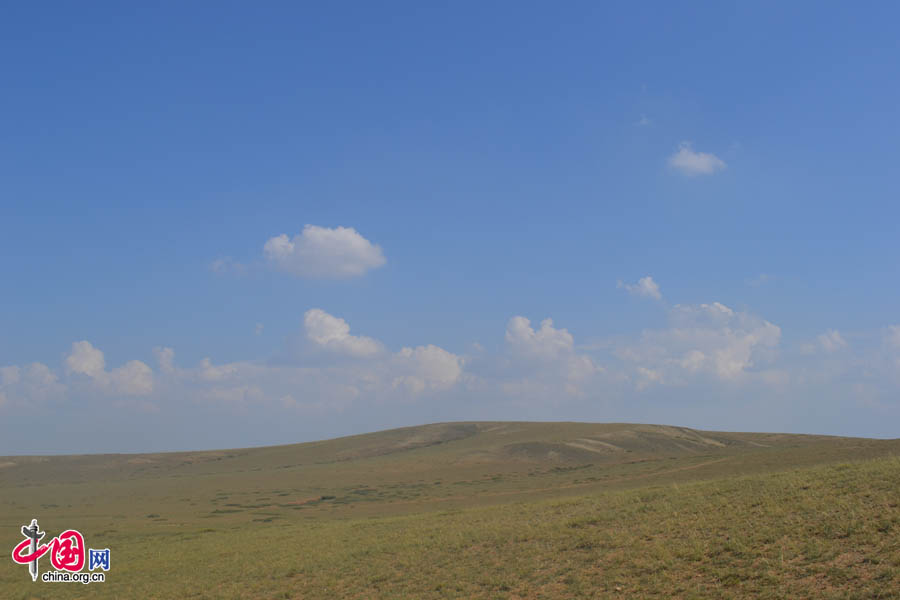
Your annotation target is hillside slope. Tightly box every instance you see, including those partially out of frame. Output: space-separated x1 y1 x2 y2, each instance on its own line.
1 421 890 484
1 422 898 598
2 421 898 523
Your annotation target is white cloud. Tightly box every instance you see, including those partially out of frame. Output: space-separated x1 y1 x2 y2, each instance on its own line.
499 316 597 397
7 301 900 443
264 225 386 278
679 349 706 373
198 358 238 382
167 324 462 405
636 115 651 126
674 303 780 380
153 347 175 373
885 325 900 349
506 316 575 360
619 301 781 384
0 365 21 386
668 142 726 176
64 341 153 396
210 257 247 276
0 362 66 408
166 309 465 406
109 361 154 395
618 276 662 300
304 309 382 357
670 301 735 326
817 329 847 353
392 345 463 394
636 366 663 390
801 329 849 355
24 363 60 387
65 341 106 378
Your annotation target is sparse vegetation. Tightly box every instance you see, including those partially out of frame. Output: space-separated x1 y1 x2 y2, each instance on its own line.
1 422 898 598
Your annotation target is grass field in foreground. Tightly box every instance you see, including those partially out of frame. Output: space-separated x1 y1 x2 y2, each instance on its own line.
1 422 899 598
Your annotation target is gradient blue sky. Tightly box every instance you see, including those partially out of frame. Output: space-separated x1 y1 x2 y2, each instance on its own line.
2 2 898 453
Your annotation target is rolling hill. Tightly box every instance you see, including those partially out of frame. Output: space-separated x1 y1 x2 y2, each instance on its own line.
2 422 898 598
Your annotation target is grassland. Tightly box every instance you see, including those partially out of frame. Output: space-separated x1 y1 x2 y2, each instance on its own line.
1 422 898 598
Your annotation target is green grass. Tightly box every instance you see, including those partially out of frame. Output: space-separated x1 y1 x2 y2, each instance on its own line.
1 422 898 598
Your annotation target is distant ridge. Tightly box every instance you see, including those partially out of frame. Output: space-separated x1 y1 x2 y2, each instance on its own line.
2 421 893 488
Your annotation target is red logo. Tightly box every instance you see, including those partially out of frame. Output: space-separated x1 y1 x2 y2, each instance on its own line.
12 529 85 572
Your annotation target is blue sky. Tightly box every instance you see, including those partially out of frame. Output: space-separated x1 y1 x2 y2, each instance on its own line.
2 2 898 453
